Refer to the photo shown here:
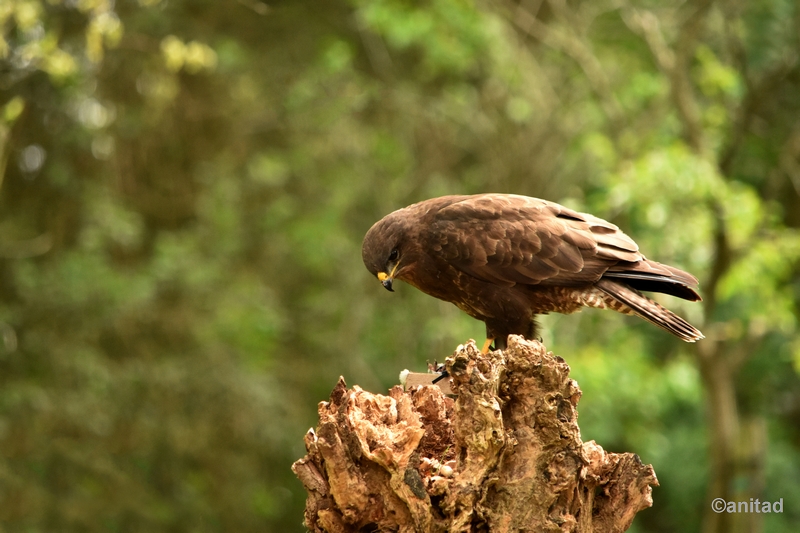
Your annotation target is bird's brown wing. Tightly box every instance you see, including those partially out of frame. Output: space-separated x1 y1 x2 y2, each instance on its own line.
426 194 645 288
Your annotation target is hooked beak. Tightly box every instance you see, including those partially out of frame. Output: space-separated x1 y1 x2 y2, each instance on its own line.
377 262 400 292
377 271 394 292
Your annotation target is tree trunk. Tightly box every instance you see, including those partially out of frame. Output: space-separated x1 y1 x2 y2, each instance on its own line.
292 336 658 532
697 338 766 533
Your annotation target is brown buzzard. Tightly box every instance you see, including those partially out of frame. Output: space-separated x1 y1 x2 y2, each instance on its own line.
362 194 702 352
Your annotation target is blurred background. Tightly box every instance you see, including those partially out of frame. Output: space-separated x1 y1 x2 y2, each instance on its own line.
1 0 799 531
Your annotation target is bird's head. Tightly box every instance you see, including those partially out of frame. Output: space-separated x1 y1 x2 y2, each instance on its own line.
362 212 409 293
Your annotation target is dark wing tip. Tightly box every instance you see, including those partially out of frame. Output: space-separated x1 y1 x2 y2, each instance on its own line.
596 279 704 342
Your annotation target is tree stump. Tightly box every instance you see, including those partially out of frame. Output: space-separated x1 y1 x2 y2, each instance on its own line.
292 336 658 532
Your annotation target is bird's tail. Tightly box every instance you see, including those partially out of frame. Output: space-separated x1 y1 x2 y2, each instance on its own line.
596 279 704 342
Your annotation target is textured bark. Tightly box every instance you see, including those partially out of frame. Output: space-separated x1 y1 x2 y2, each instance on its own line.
292 336 658 532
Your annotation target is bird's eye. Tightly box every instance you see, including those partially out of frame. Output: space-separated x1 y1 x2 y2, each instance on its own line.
388 249 399 262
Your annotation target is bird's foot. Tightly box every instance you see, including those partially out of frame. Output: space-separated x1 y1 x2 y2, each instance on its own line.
481 338 495 354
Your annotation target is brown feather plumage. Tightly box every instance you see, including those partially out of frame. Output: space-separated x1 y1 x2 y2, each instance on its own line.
362 194 703 348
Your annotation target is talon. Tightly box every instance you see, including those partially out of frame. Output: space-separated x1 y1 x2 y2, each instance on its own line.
432 370 449 384
481 338 494 354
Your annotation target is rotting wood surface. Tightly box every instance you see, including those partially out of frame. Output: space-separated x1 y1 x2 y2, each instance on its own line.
292 336 658 532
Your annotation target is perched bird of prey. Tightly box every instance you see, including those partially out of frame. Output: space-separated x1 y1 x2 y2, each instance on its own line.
362 194 703 352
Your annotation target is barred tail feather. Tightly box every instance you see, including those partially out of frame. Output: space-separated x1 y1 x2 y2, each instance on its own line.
596 279 704 342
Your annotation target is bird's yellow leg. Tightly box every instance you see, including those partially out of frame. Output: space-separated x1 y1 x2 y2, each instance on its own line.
481 338 494 354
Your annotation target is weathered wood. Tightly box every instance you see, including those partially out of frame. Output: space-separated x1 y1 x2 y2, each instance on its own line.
292 336 658 532
402 370 453 395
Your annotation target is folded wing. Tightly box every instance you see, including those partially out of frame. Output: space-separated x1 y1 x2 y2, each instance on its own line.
427 194 700 301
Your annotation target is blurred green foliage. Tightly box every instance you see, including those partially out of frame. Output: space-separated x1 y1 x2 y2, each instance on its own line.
1 0 799 532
